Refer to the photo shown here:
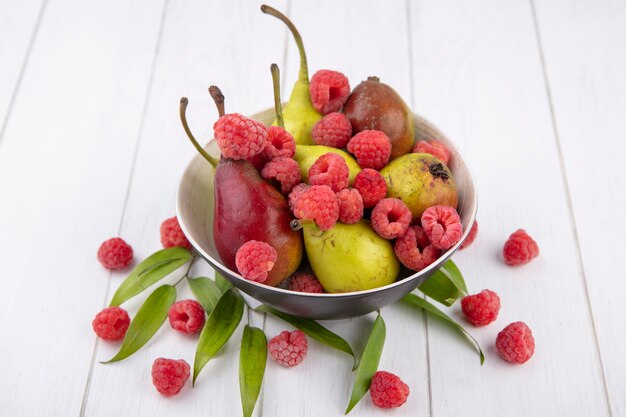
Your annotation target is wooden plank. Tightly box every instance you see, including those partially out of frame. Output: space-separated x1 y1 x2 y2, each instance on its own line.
82 1 288 416
408 0 609 415
0 0 45 138
0 0 167 415
532 0 626 415
262 1 430 416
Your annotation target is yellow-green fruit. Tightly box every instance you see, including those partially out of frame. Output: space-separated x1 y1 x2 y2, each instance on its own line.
302 221 400 293
294 145 361 184
274 81 322 145
380 153 458 220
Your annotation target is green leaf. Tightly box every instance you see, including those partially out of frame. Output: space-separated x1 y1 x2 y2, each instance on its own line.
109 247 192 306
402 293 484 364
188 277 222 314
103 284 176 363
256 305 355 359
418 270 459 306
440 259 468 295
345 313 386 414
193 288 244 384
215 271 233 294
239 325 267 417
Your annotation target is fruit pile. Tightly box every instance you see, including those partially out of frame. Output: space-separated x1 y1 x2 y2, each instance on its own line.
180 10 472 295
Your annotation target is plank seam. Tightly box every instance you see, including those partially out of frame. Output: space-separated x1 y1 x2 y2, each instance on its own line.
529 1 614 416
0 0 49 148
78 1 171 415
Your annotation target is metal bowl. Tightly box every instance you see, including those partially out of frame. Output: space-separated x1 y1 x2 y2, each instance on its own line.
177 108 477 319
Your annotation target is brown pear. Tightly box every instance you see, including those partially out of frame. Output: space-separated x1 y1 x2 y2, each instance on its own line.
343 77 414 159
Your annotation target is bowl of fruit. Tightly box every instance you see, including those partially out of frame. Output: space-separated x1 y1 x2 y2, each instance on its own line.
176 6 476 320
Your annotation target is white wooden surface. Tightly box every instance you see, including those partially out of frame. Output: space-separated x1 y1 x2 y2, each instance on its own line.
0 1 624 416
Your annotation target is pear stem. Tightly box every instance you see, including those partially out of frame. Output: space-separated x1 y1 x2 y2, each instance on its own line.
270 63 284 128
290 218 314 231
208 85 226 117
179 97 219 168
261 4 309 82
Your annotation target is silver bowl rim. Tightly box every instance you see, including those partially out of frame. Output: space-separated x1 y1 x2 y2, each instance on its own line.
176 112 477 299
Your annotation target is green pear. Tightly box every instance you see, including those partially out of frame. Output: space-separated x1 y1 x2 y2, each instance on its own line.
294 145 361 184
262 5 322 145
299 221 400 293
380 153 458 221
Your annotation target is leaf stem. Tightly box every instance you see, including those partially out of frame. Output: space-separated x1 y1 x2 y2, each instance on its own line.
173 254 198 287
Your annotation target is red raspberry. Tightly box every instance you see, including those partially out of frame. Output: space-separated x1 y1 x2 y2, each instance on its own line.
369 371 410 409
168 300 206 334
235 240 278 283
97 237 134 270
394 226 435 271
413 225 431 249
309 69 351 114
421 245 441 267
92 306 131 342
160 216 191 250
460 220 478 250
261 157 301 194
151 358 190 397
311 112 352 148
308 153 349 192
371 198 412 239
461 289 500 326
247 152 269 172
496 322 535 364
413 140 451 165
268 330 308 367
354 168 387 208
288 272 324 293
503 229 539 266
214 113 267 160
347 130 391 170
294 185 339 231
421 205 463 250
288 183 309 212
336 188 364 224
264 126 296 159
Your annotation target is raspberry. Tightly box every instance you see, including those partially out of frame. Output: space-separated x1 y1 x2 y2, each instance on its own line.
247 152 269 172
413 140 451 165
288 272 324 293
151 358 190 397
347 130 392 170
311 112 352 148
421 245 441 267
336 188 364 224
308 153 349 192
268 330 308 367
421 205 463 250
92 306 130 342
261 157 301 194
371 198 412 239
460 220 478 250
264 126 296 159
503 229 539 266
288 183 309 212
293 185 339 231
309 70 351 114
160 216 191 250
461 289 500 326
353 168 387 208
394 226 436 271
235 240 278 283
413 225 431 249
495 322 535 364
168 300 206 334
97 237 134 270
214 113 267 160
369 371 410 409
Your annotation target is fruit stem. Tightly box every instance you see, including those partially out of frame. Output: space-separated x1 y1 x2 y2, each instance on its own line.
179 97 219 168
270 63 284 128
261 5 309 82
290 218 314 231
209 85 226 117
